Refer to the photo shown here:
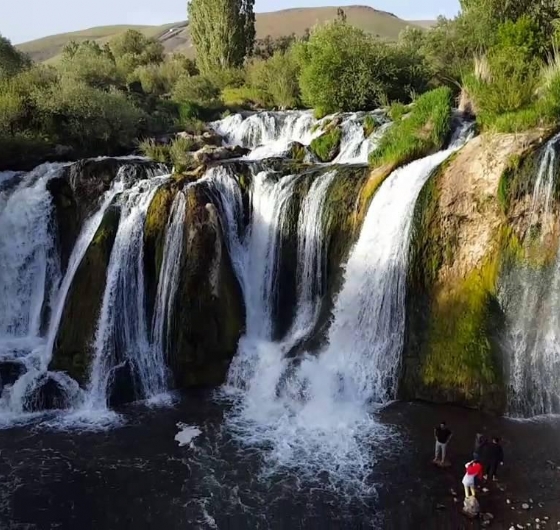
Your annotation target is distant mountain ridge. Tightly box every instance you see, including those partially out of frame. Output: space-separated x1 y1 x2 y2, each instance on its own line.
17 5 429 63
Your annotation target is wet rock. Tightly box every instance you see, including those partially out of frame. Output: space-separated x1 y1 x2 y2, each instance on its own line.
108 361 137 408
51 205 121 383
24 375 68 412
176 130 222 150
523 504 531 510
193 145 248 165
46 176 79 271
0 361 25 388
435 503 446 510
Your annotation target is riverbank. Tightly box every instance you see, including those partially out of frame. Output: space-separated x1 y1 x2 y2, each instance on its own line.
0 395 559 529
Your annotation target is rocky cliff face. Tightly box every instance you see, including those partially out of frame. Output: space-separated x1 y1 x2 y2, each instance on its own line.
403 131 555 412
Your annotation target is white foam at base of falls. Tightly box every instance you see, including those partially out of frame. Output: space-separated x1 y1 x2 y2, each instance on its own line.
218 131 470 491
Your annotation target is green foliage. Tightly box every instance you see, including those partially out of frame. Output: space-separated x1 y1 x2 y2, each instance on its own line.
172 75 221 107
59 40 121 89
139 139 169 163
310 127 342 162
168 136 197 173
253 33 303 60
221 86 272 109
363 115 377 138
34 77 146 151
0 34 31 79
188 0 255 74
369 87 453 168
110 29 164 71
388 102 407 121
247 50 300 108
140 136 197 174
296 20 430 116
459 0 559 54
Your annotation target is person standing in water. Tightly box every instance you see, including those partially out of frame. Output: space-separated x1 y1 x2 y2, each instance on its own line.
462 458 484 498
485 437 504 482
433 421 453 465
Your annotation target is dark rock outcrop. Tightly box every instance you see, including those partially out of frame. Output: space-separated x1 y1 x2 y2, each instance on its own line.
168 185 245 388
51 205 121 383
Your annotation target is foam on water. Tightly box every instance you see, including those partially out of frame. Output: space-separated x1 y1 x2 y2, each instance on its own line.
213 124 472 492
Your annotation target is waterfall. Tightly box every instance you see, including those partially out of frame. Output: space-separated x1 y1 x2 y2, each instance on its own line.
150 189 188 400
287 170 337 344
333 113 388 165
212 111 320 152
0 164 64 359
211 111 386 164
502 134 560 416
216 127 471 488
83 175 169 412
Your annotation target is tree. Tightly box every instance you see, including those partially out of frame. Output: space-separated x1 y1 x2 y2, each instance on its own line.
60 40 121 89
296 21 429 116
459 0 560 52
187 0 255 73
0 35 31 80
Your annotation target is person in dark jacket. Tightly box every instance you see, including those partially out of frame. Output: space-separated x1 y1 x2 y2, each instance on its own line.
485 437 504 481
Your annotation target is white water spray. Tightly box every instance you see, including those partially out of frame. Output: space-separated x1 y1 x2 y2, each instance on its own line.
219 126 471 489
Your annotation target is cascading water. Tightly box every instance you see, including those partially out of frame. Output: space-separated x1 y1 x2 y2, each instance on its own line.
502 134 560 416
212 110 386 164
0 164 65 421
0 164 64 356
150 189 188 401
83 175 170 414
218 125 472 491
333 112 388 165
212 111 320 153
287 170 337 344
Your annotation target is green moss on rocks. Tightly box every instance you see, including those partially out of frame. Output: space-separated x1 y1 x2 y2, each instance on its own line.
310 127 342 163
51 205 121 383
168 185 245 388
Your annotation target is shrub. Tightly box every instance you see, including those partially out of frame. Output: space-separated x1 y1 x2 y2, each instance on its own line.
59 40 121 89
296 20 430 116
363 115 377 138
221 86 272 109
172 75 220 107
0 34 31 80
369 87 453 168
169 136 197 173
139 138 169 163
246 51 300 109
310 127 342 162
34 78 146 152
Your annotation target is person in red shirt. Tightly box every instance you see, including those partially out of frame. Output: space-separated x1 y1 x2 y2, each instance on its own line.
462 458 484 498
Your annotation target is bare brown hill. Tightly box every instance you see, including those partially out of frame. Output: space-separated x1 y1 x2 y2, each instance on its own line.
17 5 426 63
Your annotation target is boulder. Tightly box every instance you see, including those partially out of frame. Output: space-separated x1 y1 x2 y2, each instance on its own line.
167 184 245 388
193 145 249 165
50 205 121 384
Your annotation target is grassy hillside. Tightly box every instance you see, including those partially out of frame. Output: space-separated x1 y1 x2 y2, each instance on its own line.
17 5 424 63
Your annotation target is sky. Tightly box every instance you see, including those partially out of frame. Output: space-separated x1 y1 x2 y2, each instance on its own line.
2 0 460 45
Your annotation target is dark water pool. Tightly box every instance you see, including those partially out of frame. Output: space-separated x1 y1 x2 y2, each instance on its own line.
1 392 559 530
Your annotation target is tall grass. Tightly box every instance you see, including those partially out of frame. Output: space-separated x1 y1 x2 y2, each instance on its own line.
369 87 453 168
